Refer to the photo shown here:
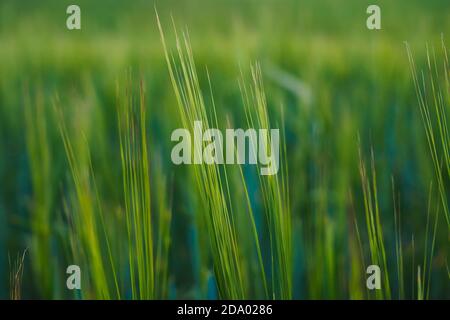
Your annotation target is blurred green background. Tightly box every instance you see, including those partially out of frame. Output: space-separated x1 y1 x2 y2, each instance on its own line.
0 0 449 299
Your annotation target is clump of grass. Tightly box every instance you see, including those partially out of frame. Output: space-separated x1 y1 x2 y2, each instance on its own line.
417 183 439 300
9 249 27 300
358 147 391 299
406 39 450 227
406 40 449 299
24 89 54 297
56 76 172 300
117 78 154 299
157 13 291 299
358 158 441 300
117 77 172 299
239 65 292 299
157 16 247 299
55 98 119 299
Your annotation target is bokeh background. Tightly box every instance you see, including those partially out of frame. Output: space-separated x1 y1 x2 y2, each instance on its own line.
0 0 449 299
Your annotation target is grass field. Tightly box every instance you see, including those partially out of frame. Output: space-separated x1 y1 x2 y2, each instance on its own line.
0 0 449 299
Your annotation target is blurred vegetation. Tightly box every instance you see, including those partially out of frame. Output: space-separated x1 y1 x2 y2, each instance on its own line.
0 0 448 299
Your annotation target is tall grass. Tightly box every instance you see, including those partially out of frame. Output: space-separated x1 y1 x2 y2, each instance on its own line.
158 17 247 299
239 65 292 299
56 76 172 299
9 249 27 300
157 14 292 299
417 183 439 300
359 150 441 300
56 98 118 299
406 39 450 227
117 77 172 299
406 40 449 297
24 90 54 297
358 147 391 299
